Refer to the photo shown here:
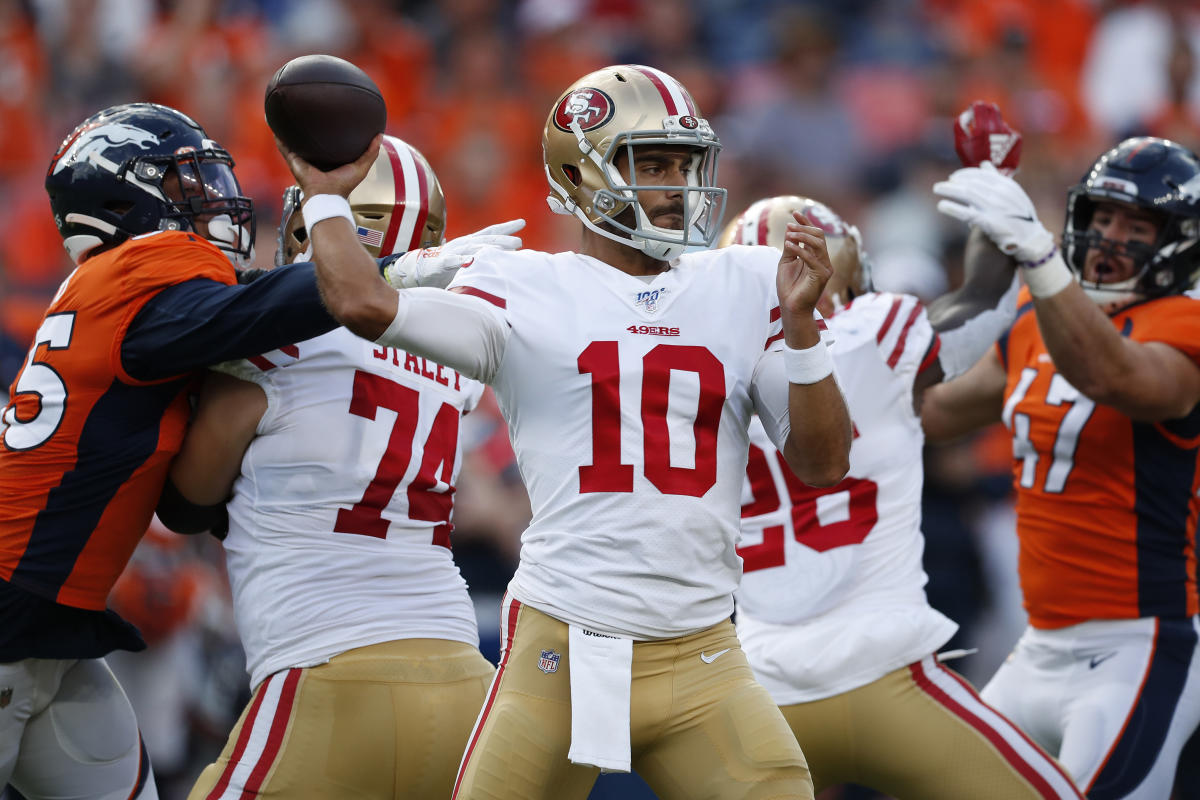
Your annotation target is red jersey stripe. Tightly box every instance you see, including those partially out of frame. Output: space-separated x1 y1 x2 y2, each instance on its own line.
456 286 507 309
887 302 925 369
918 335 942 374
247 355 276 372
876 296 903 343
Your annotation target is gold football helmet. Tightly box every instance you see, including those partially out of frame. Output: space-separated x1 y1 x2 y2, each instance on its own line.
543 64 726 261
718 195 872 310
276 134 446 265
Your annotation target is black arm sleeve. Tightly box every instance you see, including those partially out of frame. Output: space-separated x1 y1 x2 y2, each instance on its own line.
156 477 229 540
121 261 339 382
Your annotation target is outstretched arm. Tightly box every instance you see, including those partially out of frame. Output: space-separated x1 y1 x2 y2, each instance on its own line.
920 348 1007 443
935 162 1200 421
912 227 1020 404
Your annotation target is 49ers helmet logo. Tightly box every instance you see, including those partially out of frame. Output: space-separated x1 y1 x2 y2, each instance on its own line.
553 88 615 133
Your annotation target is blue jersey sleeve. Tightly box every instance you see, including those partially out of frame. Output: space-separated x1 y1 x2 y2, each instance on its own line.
121 261 338 381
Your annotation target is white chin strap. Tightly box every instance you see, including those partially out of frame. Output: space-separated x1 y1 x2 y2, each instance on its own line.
632 235 686 261
207 214 254 268
1079 273 1142 312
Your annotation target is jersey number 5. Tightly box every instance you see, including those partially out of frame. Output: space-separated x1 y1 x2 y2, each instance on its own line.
334 370 459 547
3 313 76 451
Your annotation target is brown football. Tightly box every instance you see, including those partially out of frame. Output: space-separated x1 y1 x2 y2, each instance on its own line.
264 54 386 171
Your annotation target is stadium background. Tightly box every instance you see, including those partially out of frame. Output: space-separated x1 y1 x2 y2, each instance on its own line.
0 0 1196 797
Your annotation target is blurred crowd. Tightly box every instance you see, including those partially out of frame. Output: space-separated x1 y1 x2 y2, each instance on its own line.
0 0 1198 797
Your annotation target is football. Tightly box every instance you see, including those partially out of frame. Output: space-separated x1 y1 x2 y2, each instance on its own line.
264 54 387 171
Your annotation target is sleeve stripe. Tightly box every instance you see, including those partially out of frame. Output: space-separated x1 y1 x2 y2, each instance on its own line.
769 306 781 322
247 355 277 372
918 334 942 374
876 296 903 343
764 331 784 350
887 302 925 369
456 286 507 309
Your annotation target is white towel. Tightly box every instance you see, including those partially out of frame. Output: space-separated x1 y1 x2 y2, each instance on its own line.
567 625 634 773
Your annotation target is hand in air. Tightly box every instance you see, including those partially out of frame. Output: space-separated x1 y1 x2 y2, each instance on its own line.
933 161 1055 265
776 211 833 318
384 219 526 290
275 133 383 200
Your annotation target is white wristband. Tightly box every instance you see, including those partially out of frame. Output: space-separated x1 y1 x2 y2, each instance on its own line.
301 194 354 228
783 341 834 384
1021 247 1073 298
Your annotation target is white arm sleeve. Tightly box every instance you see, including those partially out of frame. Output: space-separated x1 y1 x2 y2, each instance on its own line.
375 287 510 384
937 274 1020 380
749 349 793 452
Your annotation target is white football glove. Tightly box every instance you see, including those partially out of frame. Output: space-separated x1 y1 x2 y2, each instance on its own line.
933 160 1056 265
384 218 526 289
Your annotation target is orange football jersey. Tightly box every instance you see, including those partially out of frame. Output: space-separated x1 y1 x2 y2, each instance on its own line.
998 288 1200 629
0 231 235 609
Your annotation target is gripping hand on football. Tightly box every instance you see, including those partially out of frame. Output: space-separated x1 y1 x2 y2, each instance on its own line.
383 219 525 290
933 161 1056 266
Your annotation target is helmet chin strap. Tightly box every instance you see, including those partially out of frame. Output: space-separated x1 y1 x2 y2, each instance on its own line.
207 214 254 268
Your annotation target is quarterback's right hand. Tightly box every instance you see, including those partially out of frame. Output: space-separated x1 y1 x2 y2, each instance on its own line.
933 161 1056 266
383 219 525 290
275 133 382 200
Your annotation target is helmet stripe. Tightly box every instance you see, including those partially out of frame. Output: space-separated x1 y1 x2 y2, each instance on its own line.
378 138 406 256
406 149 430 253
392 142 425 254
754 201 771 246
628 65 696 116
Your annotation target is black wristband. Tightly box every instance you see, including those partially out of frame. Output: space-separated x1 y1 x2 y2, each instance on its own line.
156 477 229 540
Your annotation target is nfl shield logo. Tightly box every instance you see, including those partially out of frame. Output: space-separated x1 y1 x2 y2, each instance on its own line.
537 649 560 674
0 688 11 709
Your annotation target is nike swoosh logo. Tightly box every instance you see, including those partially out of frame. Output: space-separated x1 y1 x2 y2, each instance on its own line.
1008 214 1035 222
1089 652 1118 669
700 648 731 664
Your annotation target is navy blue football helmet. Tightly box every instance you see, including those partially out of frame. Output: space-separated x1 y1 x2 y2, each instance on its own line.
45 102 254 265
1063 137 1200 308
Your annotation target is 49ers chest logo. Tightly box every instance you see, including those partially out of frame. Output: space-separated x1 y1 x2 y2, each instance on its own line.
553 88 615 132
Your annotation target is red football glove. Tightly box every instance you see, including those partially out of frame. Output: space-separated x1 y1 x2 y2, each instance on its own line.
953 101 1022 175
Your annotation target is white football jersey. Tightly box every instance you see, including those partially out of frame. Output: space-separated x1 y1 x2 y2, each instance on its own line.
448 245 801 639
735 291 957 703
217 328 485 689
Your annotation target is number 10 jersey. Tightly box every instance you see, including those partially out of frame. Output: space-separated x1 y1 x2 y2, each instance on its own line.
448 245 801 641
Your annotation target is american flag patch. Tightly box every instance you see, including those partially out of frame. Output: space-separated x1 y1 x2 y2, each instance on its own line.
356 226 383 248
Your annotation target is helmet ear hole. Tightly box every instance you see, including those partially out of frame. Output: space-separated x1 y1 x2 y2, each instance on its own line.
104 200 133 215
562 165 582 187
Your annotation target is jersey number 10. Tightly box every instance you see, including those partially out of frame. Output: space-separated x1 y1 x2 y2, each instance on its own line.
577 341 724 497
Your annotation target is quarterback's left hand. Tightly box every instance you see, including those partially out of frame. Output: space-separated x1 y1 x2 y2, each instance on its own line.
776 211 833 315
383 219 526 290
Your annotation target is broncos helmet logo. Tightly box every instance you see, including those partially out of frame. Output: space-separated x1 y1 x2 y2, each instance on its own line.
1177 172 1200 205
50 123 159 176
